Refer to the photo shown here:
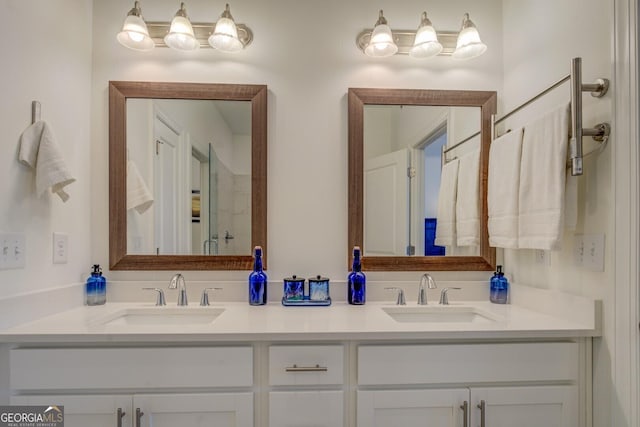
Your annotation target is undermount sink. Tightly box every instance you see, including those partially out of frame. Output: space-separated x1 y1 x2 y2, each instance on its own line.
96 307 225 327
382 306 500 324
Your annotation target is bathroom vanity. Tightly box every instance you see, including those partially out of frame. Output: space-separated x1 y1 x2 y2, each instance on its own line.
0 288 598 427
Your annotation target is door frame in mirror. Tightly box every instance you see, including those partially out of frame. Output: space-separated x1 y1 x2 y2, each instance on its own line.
109 81 267 270
348 87 496 271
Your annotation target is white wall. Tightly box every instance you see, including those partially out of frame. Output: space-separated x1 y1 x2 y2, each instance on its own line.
500 1 614 426
0 1 93 300
91 0 504 281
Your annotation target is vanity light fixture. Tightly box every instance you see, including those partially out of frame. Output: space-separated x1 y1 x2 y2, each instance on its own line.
164 2 199 51
364 10 398 57
409 12 443 59
208 4 243 52
116 1 155 51
356 11 486 60
451 13 487 60
116 1 253 52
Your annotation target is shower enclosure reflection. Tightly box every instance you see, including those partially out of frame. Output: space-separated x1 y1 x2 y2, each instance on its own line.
126 98 251 256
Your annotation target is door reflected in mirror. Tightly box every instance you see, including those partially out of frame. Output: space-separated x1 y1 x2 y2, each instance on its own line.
363 105 480 257
126 99 252 256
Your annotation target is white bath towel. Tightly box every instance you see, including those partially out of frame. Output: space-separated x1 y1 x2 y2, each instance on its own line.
127 160 154 214
18 121 75 202
488 129 523 248
456 148 481 247
518 103 570 250
434 158 459 247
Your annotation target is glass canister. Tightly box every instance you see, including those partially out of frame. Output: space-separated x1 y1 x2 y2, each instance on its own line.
309 275 330 301
283 275 305 301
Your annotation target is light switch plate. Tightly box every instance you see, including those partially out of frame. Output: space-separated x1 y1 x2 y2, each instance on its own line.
573 234 585 267
0 232 25 269
53 232 68 264
583 233 605 272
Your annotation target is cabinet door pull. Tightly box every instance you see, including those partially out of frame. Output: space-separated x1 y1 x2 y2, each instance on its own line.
116 408 126 427
285 364 328 372
135 408 144 427
477 400 486 427
460 401 468 427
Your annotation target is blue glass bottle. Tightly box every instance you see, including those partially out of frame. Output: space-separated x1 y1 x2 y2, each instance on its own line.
86 264 106 306
249 246 267 305
490 265 508 304
348 246 366 305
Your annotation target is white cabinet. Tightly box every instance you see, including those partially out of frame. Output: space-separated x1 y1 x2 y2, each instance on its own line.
12 395 132 427
357 386 577 427
12 393 253 427
268 345 345 427
357 343 582 427
471 386 578 427
358 389 468 427
269 391 344 427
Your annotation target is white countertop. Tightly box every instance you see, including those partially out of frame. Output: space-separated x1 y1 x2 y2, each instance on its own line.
0 299 600 344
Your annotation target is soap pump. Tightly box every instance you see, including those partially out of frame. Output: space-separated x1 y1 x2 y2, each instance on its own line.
490 265 508 304
86 264 106 306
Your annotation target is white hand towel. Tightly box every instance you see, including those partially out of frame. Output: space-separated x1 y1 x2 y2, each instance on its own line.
518 103 570 250
18 121 75 202
127 160 154 214
456 148 481 247
434 158 459 247
488 129 523 249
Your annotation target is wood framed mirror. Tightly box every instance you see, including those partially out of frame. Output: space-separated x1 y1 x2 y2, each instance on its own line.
109 81 267 270
348 88 496 271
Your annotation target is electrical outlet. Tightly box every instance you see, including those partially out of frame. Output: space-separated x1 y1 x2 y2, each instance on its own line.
535 249 551 266
583 233 605 272
573 234 585 267
53 232 68 264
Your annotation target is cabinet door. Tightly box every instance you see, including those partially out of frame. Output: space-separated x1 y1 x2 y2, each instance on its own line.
471 386 578 427
357 389 469 427
11 395 132 427
133 393 253 427
269 391 344 427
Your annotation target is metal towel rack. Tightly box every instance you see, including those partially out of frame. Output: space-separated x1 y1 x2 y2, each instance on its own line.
442 57 611 176
31 100 41 124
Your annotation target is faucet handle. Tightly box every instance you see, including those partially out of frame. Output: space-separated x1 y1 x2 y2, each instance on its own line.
439 287 462 305
384 287 406 305
143 288 167 306
200 287 223 306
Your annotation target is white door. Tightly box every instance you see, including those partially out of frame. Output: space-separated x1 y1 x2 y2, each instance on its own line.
364 148 410 256
134 393 253 427
357 389 468 427
269 390 344 427
11 394 132 427
154 116 180 255
470 386 578 427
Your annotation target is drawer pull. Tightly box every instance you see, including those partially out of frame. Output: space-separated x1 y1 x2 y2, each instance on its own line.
135 408 144 427
116 408 126 427
285 364 328 372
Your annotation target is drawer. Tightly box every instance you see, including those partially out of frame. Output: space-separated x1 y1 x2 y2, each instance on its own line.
358 342 578 385
269 345 344 386
11 346 253 390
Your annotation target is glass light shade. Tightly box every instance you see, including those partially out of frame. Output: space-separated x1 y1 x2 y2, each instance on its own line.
164 15 199 51
208 17 243 52
364 24 398 57
452 15 487 60
409 19 442 59
117 14 154 51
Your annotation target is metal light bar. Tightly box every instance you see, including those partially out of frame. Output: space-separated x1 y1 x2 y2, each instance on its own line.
146 21 253 48
356 29 458 56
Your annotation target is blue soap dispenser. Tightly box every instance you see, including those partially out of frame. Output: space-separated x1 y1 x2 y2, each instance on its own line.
490 265 509 304
249 246 267 305
86 264 106 306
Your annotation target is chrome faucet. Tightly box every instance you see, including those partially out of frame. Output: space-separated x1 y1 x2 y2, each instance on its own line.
385 287 406 305
418 273 437 305
439 287 462 305
169 273 188 306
